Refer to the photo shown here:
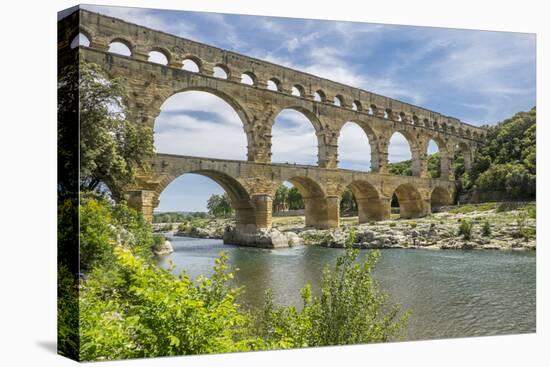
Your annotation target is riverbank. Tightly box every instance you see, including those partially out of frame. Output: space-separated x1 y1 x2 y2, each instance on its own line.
153 202 536 251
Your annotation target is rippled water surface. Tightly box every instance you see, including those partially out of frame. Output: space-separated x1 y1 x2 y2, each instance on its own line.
157 235 536 341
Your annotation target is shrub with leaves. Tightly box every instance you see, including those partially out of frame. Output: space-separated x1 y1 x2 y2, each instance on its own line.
257 245 409 348
458 219 474 240
482 220 492 237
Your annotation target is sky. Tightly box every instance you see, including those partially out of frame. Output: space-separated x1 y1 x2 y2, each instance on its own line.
80 5 536 212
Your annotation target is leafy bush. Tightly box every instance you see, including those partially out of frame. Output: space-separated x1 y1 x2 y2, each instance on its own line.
152 234 166 252
409 221 417 229
79 195 155 271
482 220 492 237
256 246 408 348
458 219 474 240
79 249 261 361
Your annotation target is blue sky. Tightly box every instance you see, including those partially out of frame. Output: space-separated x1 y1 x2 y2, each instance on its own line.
82 5 536 212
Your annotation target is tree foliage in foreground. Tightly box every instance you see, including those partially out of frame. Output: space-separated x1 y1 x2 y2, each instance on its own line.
258 232 408 348
58 62 154 198
61 199 408 361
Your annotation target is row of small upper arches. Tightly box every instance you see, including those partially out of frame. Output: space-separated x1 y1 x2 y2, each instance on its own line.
70 32 483 140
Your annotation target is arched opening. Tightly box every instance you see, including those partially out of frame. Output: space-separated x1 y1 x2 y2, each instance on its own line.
108 40 132 56
241 72 256 86
388 132 413 176
427 139 442 178
454 142 472 177
284 176 333 228
271 109 320 166
341 180 385 223
392 183 425 219
431 187 452 212
70 32 90 49
333 95 343 107
352 100 362 111
267 78 281 91
314 90 326 102
182 58 200 73
156 171 256 230
337 122 372 171
291 84 304 97
211 64 227 78
154 90 247 160
272 181 304 214
148 50 169 65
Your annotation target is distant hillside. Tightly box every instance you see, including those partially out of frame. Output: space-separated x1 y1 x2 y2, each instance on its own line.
388 107 536 201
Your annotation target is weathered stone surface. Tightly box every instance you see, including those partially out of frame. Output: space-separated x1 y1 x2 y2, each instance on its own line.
223 227 289 248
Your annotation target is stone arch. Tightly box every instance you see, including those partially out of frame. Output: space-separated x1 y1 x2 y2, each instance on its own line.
69 31 91 49
270 106 324 166
157 169 257 230
153 87 253 160
336 120 378 172
426 136 450 179
213 64 229 79
108 37 133 56
148 47 170 65
292 84 305 97
333 95 344 107
283 176 335 228
267 77 282 91
181 55 203 73
346 180 388 222
314 90 326 102
241 71 257 86
430 186 452 211
387 130 417 175
392 183 426 219
454 141 473 172
352 100 363 111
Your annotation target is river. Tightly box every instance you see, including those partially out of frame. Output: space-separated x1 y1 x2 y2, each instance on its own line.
157 234 536 341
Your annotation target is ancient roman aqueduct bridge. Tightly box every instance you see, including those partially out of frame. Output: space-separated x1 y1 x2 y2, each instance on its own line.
58 9 486 233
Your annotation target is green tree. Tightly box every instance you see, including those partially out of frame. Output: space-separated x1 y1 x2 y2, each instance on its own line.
273 185 289 212
340 188 357 214
287 187 304 210
58 62 154 198
257 242 408 348
207 193 234 218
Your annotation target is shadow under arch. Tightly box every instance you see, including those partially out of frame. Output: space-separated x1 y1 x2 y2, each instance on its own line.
157 169 256 229
393 183 426 219
431 186 452 212
283 176 335 228
154 87 253 160
346 180 388 222
270 105 325 166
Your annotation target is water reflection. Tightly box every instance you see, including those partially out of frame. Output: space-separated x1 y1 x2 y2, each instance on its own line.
157 235 536 341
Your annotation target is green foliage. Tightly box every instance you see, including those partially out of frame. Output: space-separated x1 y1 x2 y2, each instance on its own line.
387 159 413 176
79 195 155 272
58 62 154 198
409 221 417 229
257 246 408 348
207 193 234 218
273 184 305 211
482 220 492 237
288 186 304 210
152 234 166 252
387 153 440 178
468 108 536 198
340 188 358 214
524 203 536 219
389 222 397 227
153 212 207 223
301 231 333 246
514 211 534 241
79 249 261 361
58 265 80 359
458 219 474 240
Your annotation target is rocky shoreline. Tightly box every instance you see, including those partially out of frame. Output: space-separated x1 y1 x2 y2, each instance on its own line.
153 205 536 251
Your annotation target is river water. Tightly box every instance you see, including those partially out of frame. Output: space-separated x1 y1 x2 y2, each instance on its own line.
157 235 536 341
